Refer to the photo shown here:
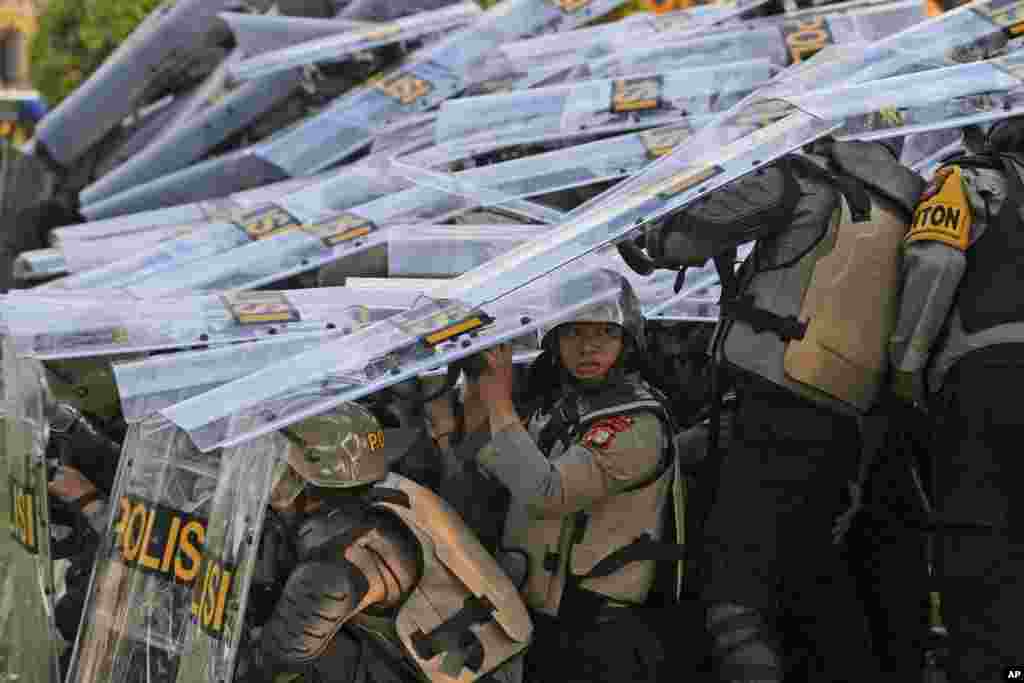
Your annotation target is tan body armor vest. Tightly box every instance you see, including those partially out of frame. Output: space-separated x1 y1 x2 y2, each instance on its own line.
504 386 675 616
355 473 532 683
721 149 923 415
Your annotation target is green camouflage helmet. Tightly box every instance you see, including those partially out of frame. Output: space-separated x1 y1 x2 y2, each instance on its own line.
278 402 390 493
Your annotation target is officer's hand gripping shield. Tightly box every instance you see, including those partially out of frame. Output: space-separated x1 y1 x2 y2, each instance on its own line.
157 0 1024 453
65 417 218 683
1 338 61 683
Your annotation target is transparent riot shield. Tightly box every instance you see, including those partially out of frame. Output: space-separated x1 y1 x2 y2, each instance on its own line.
35 0 243 169
162 0 1024 451
65 417 219 683
1 337 61 683
5 286 381 360
80 0 634 220
229 2 484 82
12 249 69 284
173 422 286 683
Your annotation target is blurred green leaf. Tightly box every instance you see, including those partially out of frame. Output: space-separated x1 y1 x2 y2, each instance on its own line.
30 0 162 105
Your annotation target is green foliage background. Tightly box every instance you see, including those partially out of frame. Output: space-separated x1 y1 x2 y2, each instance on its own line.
29 0 163 105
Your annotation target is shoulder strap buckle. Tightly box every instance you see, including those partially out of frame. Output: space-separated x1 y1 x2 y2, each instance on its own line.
721 294 808 342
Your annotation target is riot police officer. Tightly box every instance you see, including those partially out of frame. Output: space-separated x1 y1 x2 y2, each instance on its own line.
888 118 1024 682
42 357 128 677
473 269 681 683
249 402 532 683
633 139 926 681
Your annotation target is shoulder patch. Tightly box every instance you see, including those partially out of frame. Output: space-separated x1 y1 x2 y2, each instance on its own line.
907 166 972 251
581 416 634 450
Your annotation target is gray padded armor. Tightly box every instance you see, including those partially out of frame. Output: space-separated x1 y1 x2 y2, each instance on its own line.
827 139 925 216
647 162 799 269
718 158 842 399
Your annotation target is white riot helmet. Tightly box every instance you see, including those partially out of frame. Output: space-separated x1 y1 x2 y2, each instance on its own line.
539 268 646 357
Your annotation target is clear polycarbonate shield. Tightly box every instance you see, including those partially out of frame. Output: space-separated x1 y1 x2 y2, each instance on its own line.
385 223 550 277
79 2 480 211
911 138 966 179
454 0 773 93
162 262 678 451
57 122 704 296
63 225 211 274
45 161 413 292
496 0 919 78
12 248 68 283
217 13 382 57
113 337 345 422
830 52 1024 140
403 30 1024 219
899 128 964 168
251 0 634 177
160 0 1024 451
62 145 414 272
89 91 195 183
34 0 242 168
83 0 635 219
574 0 929 83
109 280 438 421
229 2 483 82
113 217 556 297
79 45 248 206
65 417 218 683
79 58 304 208
4 286 383 360
1 338 61 683
60 117 440 281
581 27 793 81
433 60 779 146
71 174 317 230
172 425 286 683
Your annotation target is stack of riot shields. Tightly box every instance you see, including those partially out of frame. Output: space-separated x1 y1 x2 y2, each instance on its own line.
10 0 1024 680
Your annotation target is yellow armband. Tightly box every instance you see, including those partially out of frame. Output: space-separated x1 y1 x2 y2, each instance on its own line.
907 166 972 251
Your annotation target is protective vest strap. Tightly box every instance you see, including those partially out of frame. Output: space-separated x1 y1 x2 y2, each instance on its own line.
720 294 807 342
579 533 687 580
409 595 497 673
